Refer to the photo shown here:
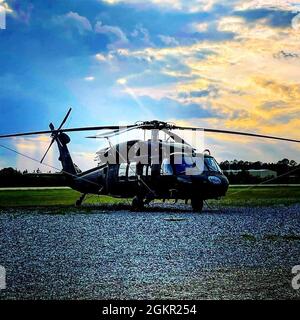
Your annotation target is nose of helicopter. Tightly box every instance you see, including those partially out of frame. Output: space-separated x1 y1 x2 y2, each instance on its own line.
177 174 229 198
195 174 229 197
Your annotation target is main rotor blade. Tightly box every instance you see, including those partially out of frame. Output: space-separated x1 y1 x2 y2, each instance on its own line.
204 128 300 143
86 125 143 139
0 130 58 138
173 126 300 144
0 125 137 139
1 120 299 144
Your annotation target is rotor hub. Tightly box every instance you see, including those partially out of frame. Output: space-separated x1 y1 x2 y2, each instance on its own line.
136 120 176 130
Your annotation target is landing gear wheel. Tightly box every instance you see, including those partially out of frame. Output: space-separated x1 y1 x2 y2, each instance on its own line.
191 198 203 213
75 200 81 207
76 193 86 207
131 196 144 211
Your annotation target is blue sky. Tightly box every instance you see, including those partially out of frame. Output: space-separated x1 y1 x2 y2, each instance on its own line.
0 0 300 171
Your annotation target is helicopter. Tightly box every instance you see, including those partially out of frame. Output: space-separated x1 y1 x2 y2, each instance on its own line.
0 108 300 212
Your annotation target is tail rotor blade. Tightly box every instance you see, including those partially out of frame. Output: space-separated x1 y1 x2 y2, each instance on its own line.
57 107 72 131
49 123 55 131
40 137 55 163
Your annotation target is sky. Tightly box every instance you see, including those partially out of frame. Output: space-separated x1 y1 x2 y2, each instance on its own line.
0 0 300 172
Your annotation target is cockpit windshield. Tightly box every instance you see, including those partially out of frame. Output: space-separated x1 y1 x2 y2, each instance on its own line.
161 154 222 176
204 157 222 173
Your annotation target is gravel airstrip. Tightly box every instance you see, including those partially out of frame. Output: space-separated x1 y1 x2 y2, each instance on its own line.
0 204 300 300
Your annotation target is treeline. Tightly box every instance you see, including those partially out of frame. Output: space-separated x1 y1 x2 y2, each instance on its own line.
219 158 300 184
219 158 298 173
0 168 67 187
0 158 299 187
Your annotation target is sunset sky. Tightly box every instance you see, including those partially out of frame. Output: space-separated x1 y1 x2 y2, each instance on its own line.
0 0 300 172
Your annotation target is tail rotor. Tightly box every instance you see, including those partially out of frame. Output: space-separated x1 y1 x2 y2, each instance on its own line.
40 108 72 163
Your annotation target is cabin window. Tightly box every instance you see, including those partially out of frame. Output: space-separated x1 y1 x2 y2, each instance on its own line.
142 165 152 177
172 154 204 176
142 165 148 177
118 163 127 179
128 162 137 179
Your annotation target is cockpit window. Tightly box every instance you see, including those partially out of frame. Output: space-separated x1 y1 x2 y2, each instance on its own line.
162 154 221 176
204 157 222 173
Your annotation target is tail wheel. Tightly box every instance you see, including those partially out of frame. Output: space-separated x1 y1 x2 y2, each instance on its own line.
191 198 203 213
131 196 144 211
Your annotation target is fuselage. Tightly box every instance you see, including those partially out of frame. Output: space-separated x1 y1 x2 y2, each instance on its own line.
69 152 229 201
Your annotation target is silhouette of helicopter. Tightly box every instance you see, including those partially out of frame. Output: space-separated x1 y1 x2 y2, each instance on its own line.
0 108 299 212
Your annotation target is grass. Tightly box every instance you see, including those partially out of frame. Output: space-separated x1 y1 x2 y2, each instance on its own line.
216 186 300 207
0 189 124 208
0 186 299 208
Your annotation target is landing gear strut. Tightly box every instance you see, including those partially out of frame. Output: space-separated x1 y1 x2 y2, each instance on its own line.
76 193 86 207
191 197 203 213
131 196 145 211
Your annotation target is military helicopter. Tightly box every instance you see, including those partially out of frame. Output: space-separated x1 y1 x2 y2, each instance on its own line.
0 108 299 212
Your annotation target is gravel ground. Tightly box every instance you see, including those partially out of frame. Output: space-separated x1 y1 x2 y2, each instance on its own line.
0 204 300 300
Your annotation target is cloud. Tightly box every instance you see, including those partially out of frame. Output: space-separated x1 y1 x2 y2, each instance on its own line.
84 76 95 81
179 86 219 99
72 151 97 171
235 0 300 12
54 11 92 34
291 12 300 30
273 50 300 59
253 77 300 100
53 13 129 49
14 136 57 173
95 53 109 62
0 0 17 30
217 16 248 33
0 1 13 14
187 22 209 33
217 16 280 40
158 35 179 46
131 24 153 46
0 0 33 25
102 13 300 145
95 21 128 48
0 1 34 26
101 0 219 12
